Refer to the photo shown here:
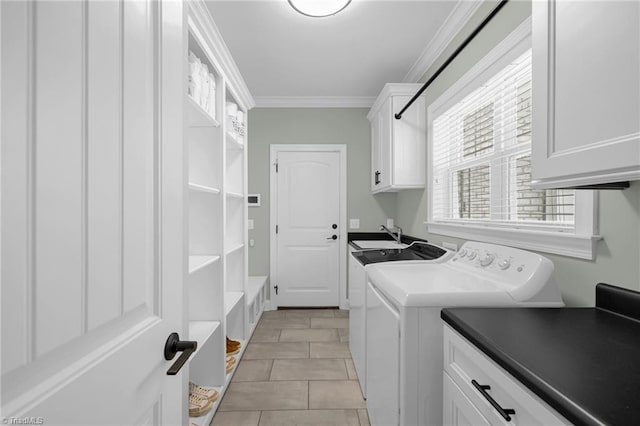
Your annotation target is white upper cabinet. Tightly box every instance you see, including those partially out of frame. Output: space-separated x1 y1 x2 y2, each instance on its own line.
531 0 640 188
368 84 426 193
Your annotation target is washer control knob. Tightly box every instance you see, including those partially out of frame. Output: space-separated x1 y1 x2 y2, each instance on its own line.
498 259 511 270
467 251 477 260
458 249 467 257
480 254 494 267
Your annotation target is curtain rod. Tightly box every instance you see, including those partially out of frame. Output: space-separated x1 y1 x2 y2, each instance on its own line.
395 0 510 120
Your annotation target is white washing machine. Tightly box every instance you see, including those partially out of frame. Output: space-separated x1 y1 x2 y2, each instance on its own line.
364 241 564 426
349 242 452 397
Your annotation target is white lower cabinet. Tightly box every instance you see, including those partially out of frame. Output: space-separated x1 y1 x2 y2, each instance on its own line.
444 373 491 426
443 324 568 425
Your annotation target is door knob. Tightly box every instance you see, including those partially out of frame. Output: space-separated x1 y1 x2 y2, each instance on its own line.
332 224 338 229
327 235 338 240
164 332 197 375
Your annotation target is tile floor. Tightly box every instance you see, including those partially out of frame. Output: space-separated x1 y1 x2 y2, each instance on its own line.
211 309 370 426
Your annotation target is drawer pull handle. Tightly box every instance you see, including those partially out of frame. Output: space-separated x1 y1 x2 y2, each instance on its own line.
471 379 516 422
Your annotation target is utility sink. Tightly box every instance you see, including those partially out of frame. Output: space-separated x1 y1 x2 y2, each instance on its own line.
352 240 407 249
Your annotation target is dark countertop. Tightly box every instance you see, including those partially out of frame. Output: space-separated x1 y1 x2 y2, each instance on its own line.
441 284 640 426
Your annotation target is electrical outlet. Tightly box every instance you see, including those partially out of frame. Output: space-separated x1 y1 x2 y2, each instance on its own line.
349 218 360 229
249 239 255 247
386 218 394 228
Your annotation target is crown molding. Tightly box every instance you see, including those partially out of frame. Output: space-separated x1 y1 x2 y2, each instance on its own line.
403 0 485 83
254 96 376 108
188 0 256 110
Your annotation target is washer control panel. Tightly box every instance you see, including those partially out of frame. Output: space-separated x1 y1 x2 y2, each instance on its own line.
448 241 552 286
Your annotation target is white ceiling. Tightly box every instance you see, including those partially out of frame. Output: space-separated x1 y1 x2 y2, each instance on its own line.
205 0 482 107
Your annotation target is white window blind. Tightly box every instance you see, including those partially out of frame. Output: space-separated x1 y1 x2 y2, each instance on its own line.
431 49 575 230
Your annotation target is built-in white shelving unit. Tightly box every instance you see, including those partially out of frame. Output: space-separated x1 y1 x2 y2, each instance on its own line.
183 1 265 424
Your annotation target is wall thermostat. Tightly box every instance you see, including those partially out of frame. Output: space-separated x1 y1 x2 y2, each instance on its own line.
248 194 261 207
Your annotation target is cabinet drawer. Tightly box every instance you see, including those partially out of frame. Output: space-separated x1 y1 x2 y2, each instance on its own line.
443 325 567 425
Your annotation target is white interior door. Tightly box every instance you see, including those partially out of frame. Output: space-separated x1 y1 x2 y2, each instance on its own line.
272 148 344 307
1 1 185 424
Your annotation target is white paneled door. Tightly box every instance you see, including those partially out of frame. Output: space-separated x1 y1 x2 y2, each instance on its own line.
271 147 345 307
1 1 185 424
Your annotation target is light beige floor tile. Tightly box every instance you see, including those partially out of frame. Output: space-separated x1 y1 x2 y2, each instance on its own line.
358 409 371 426
270 358 348 380
338 328 349 342
310 318 348 329
219 381 308 411
333 309 349 318
243 342 309 359
279 328 339 342
308 381 366 409
310 342 351 358
284 309 335 318
250 328 281 343
258 410 359 426
258 317 310 329
233 359 273 382
211 411 261 426
261 310 286 319
344 358 358 380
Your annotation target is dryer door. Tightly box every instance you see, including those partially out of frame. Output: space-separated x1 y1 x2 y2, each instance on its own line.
366 281 400 426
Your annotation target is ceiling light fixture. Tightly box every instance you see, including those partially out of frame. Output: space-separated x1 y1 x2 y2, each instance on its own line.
288 0 351 18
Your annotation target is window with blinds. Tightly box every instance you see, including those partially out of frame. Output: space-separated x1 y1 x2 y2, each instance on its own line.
431 49 575 229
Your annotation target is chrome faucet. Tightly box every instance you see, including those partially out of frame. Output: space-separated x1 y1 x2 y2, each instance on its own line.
380 224 402 243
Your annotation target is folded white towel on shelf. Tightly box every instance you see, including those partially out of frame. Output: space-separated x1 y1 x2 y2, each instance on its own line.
236 110 244 124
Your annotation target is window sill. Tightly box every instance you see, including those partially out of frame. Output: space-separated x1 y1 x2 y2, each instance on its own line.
425 221 600 260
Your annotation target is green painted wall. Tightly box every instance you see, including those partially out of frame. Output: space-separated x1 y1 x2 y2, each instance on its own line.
246 108 397 276
395 0 640 306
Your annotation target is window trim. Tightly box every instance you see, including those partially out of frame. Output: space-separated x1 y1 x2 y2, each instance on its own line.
425 17 600 260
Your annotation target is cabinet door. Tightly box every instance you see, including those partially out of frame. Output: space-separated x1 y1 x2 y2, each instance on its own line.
531 0 640 187
371 119 381 191
443 373 491 426
391 95 426 187
376 98 393 191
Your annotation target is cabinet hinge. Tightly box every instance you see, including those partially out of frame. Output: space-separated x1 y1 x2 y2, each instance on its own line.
276 225 279 234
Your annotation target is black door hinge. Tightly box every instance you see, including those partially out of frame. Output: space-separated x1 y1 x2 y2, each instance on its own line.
276 225 278 234
274 161 278 173
274 285 278 295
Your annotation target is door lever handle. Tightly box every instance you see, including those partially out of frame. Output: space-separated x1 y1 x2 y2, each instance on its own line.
164 332 197 375
327 235 338 240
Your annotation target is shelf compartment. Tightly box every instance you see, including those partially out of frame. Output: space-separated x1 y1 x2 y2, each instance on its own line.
188 259 223 322
188 320 221 355
189 255 221 275
188 384 223 426
187 95 220 128
225 191 244 199
224 291 244 316
189 191 222 256
188 126 222 190
189 182 221 195
225 243 244 255
225 145 244 195
226 130 244 149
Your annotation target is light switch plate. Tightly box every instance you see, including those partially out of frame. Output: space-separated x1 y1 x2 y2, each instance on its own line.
248 219 254 230
386 218 394 228
349 219 360 229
